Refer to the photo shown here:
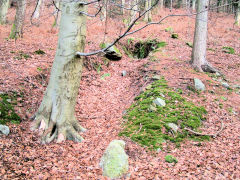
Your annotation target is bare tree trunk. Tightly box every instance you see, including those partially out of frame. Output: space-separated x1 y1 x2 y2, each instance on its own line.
32 0 87 144
121 0 125 15
191 0 217 72
101 0 107 20
9 0 26 39
192 0 196 11
160 0 164 9
33 0 44 19
0 0 10 24
129 0 138 25
144 0 152 22
235 0 240 26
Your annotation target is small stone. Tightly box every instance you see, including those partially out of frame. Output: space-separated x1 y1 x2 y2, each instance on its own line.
153 98 166 107
215 72 221 77
100 140 128 179
122 70 127 77
194 78 205 91
233 84 240 89
167 123 178 133
145 84 152 90
152 75 161 80
148 105 157 112
0 125 10 136
221 82 230 89
160 93 165 98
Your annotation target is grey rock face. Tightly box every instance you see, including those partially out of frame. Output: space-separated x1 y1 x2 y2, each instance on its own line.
194 78 206 91
0 125 10 136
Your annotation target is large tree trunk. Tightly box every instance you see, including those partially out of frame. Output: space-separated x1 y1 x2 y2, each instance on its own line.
32 0 87 144
191 0 217 72
0 0 10 24
9 0 26 39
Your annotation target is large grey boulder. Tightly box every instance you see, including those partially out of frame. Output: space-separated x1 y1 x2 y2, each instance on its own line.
100 140 129 179
0 125 10 136
153 97 166 107
194 78 205 91
101 43 122 61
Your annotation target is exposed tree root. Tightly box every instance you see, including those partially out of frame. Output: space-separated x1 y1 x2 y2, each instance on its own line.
31 103 86 144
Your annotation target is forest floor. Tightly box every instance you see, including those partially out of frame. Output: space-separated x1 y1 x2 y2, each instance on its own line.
0 3 240 179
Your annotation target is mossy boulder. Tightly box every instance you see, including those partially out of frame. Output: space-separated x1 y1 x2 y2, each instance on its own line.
100 43 122 61
119 77 208 150
100 140 129 179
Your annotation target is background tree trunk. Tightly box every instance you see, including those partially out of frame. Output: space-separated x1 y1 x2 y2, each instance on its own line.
191 0 217 72
32 0 87 144
129 0 138 25
144 0 152 22
33 0 44 19
9 0 26 39
235 0 240 25
0 0 10 24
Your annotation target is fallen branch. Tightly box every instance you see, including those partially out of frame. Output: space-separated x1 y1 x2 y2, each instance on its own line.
184 117 224 138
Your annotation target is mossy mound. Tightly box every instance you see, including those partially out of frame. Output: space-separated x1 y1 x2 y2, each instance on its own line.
123 38 167 59
119 77 209 150
0 92 21 124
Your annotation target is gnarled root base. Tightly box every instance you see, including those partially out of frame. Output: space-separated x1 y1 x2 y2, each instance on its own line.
192 62 219 74
31 108 86 144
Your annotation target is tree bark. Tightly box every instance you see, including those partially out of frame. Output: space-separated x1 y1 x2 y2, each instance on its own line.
235 0 240 26
32 0 87 144
192 0 196 11
9 0 26 39
129 0 138 25
33 0 44 19
144 0 152 22
191 0 217 72
0 0 10 24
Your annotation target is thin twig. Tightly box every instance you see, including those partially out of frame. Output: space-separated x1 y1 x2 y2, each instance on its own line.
184 117 224 138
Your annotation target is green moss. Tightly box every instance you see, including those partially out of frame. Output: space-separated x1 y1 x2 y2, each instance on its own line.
222 46 235 54
186 42 193 48
165 155 178 163
0 92 21 125
9 23 16 39
119 77 208 150
171 33 179 39
34 49 45 55
123 39 167 59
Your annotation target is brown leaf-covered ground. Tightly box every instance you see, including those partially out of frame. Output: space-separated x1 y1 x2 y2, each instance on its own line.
0 2 240 179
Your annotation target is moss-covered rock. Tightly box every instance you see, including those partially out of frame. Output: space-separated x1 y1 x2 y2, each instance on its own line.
100 43 122 61
100 140 129 179
119 77 208 150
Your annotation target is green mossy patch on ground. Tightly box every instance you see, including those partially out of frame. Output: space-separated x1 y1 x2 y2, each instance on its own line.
222 46 235 54
119 77 209 150
0 92 22 125
122 38 167 59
